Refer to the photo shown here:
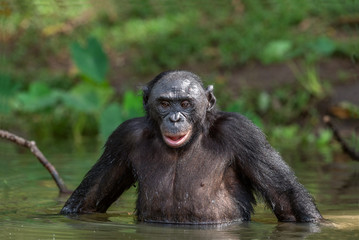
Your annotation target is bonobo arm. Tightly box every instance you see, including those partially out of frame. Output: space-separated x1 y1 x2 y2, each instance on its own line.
225 113 323 222
60 119 140 214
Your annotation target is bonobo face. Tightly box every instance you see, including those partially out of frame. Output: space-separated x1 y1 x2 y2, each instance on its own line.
148 75 209 148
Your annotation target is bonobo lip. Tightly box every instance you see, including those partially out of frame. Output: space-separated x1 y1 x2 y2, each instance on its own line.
163 130 192 148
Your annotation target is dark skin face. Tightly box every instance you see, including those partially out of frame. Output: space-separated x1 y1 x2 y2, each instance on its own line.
147 76 212 148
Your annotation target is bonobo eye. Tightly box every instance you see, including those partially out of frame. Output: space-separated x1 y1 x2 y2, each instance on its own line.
180 100 190 109
160 101 170 109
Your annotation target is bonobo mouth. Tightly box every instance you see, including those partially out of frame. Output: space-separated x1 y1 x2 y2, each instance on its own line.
163 130 192 148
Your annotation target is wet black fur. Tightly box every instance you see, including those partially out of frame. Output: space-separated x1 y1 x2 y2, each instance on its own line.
61 71 322 224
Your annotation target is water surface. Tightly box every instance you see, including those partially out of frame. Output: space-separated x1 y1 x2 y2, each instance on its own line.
1 140 358 239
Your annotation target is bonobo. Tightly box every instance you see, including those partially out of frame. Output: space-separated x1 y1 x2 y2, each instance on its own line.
61 70 322 224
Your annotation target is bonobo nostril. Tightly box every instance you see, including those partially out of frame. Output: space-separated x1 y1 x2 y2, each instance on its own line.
169 112 181 122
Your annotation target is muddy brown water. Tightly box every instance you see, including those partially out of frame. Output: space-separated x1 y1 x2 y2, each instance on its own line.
0 141 358 240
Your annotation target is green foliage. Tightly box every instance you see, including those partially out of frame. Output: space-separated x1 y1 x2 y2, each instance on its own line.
70 37 109 84
257 91 271 114
5 0 354 80
304 37 337 63
270 125 302 149
14 82 62 112
95 0 348 74
226 87 336 161
349 132 359 153
223 83 317 133
3 0 352 158
62 83 115 142
0 74 20 115
99 103 123 142
226 87 312 126
290 63 327 99
269 125 335 162
9 37 144 143
62 83 114 114
226 97 264 129
310 37 336 57
99 91 143 142
270 87 312 123
261 40 293 64
121 91 144 119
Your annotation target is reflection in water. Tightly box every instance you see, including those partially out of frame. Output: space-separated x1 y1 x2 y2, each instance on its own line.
30 214 326 240
0 142 358 239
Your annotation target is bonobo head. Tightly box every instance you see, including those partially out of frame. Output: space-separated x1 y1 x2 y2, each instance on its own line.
143 71 216 148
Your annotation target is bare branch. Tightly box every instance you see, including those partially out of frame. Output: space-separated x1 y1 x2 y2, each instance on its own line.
323 116 359 161
0 129 71 193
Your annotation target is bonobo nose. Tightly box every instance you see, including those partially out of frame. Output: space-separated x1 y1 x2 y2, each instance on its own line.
169 112 181 122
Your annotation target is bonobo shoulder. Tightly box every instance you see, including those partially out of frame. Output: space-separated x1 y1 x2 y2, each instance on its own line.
216 111 260 130
213 111 266 143
106 117 148 147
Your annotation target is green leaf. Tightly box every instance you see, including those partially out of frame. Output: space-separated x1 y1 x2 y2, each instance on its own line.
62 83 114 114
14 82 61 112
122 90 144 119
226 99 263 129
261 40 292 64
258 91 270 113
226 98 246 113
311 37 336 56
316 129 333 146
70 37 109 84
99 103 123 142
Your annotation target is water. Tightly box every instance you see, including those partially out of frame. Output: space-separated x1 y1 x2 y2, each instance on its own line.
0 140 358 239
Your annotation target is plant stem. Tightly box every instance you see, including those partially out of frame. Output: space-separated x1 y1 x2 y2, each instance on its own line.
0 129 71 193
323 116 359 161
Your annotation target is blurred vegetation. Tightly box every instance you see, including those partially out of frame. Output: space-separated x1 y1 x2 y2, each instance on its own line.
1 0 359 162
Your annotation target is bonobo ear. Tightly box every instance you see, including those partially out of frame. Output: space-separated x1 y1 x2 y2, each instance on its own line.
142 86 150 106
205 85 216 111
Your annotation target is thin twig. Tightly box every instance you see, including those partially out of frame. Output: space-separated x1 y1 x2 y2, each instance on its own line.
323 116 359 161
0 129 71 193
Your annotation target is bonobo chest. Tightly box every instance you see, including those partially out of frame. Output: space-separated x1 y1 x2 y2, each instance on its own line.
130 142 241 223
132 144 229 192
